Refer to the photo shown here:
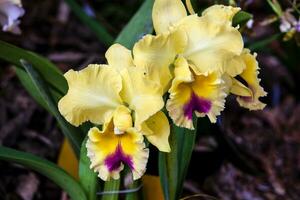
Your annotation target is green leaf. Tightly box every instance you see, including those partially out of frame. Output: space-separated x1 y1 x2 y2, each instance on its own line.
15 67 62 113
0 146 87 200
64 0 114 46
0 40 67 95
266 0 283 17
20 60 84 157
159 119 197 200
232 11 253 27
248 33 283 51
115 0 154 49
79 137 99 200
101 180 121 200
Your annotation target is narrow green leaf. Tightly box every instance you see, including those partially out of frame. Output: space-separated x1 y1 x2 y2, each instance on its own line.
0 146 87 200
248 33 283 51
15 67 62 113
266 0 283 16
79 137 99 200
232 11 253 27
0 40 67 95
159 119 197 200
64 0 114 46
115 0 154 49
21 60 84 157
101 180 121 200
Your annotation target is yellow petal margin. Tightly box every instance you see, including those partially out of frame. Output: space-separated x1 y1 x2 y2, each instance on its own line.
152 0 187 34
86 122 149 181
105 43 133 72
167 57 227 129
178 14 243 75
202 5 240 26
232 49 267 110
141 111 171 152
58 64 123 126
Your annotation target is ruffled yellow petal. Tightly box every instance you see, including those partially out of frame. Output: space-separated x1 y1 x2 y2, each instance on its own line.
119 66 164 127
141 111 170 152
86 121 149 181
167 57 227 129
133 30 187 93
230 78 252 97
58 64 123 126
105 43 133 72
225 54 246 77
202 5 240 26
166 57 194 129
177 14 243 75
152 0 187 34
105 43 166 127
232 49 267 110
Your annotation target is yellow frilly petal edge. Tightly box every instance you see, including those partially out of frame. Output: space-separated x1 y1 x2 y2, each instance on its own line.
231 49 267 110
58 64 123 126
177 13 243 75
86 121 149 181
105 43 134 72
152 0 187 34
58 139 163 199
201 4 241 26
167 57 228 129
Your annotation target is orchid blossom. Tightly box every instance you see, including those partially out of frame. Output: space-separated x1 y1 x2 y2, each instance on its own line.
58 44 170 181
132 0 266 129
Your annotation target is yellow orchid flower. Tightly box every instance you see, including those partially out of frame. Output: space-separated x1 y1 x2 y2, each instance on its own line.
86 108 149 181
152 0 244 75
58 44 171 180
229 49 267 110
166 56 228 129
138 0 244 128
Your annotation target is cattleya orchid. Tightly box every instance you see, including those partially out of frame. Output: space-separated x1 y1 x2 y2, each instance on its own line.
0 0 24 34
58 44 170 181
131 0 266 129
58 0 267 182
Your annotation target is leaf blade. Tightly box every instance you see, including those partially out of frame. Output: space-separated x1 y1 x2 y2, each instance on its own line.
64 0 114 46
0 146 87 200
79 137 99 200
115 0 154 49
159 120 197 200
21 60 84 157
0 40 67 95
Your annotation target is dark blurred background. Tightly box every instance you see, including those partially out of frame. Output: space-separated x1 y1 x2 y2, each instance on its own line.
0 0 300 199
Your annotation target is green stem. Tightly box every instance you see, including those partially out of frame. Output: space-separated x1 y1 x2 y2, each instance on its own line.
101 180 121 200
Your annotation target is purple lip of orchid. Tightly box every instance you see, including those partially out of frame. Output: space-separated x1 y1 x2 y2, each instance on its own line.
104 144 134 172
183 93 212 120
